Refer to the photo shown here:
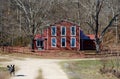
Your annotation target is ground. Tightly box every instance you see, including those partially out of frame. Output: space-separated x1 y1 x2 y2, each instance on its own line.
0 55 69 79
0 55 100 79
0 46 119 79
61 60 119 79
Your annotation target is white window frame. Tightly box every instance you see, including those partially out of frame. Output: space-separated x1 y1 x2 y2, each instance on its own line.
70 26 76 36
51 37 57 47
61 26 66 36
61 37 66 47
70 37 76 47
51 26 57 36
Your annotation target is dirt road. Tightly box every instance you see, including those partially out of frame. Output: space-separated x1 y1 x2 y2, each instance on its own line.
0 56 99 79
2 58 68 79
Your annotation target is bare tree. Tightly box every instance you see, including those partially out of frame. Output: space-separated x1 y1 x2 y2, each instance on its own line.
11 0 53 52
1 0 119 52
86 0 119 53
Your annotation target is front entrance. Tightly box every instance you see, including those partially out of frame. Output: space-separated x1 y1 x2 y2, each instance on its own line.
36 39 44 50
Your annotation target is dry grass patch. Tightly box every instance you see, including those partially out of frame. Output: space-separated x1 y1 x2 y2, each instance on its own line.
0 58 11 62
0 50 82 59
0 65 10 79
61 60 118 79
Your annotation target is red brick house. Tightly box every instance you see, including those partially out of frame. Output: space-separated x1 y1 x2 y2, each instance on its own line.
34 20 80 50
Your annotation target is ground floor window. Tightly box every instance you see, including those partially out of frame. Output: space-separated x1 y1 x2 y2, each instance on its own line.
51 37 57 47
71 37 76 47
36 39 44 49
61 37 66 47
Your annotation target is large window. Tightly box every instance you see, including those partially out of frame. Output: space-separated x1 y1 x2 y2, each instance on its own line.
61 26 66 36
51 37 57 47
51 26 56 36
61 37 66 47
71 26 76 36
70 37 76 47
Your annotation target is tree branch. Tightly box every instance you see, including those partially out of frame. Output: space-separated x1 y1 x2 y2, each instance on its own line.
86 22 95 34
14 0 30 24
100 14 119 39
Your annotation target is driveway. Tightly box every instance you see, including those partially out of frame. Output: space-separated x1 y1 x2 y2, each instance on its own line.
1 57 68 79
0 56 99 79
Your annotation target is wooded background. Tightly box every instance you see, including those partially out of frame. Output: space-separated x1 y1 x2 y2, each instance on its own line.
0 0 120 47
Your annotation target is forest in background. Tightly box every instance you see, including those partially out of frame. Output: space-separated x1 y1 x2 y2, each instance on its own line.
0 0 120 47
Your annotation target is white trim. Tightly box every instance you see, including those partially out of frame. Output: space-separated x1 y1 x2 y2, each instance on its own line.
61 26 66 36
51 26 57 36
51 37 57 47
70 37 76 47
61 37 66 47
70 26 76 36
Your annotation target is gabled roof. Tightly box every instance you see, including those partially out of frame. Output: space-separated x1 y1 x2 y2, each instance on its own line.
80 30 95 40
34 34 46 40
49 20 80 27
34 34 42 39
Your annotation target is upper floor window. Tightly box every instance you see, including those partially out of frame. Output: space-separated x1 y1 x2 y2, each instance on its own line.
70 37 76 47
61 37 66 47
61 26 66 36
51 26 56 36
71 26 76 36
51 37 57 47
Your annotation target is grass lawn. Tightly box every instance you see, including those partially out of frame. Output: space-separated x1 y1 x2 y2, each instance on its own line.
61 60 118 79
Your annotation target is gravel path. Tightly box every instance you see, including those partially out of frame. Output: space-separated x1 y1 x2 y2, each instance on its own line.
5 58 68 79
0 56 99 79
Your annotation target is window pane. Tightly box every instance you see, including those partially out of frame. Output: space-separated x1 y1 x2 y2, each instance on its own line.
51 26 56 36
71 26 76 36
61 27 66 36
71 38 76 47
61 38 66 47
52 38 56 47
37 40 40 46
40 41 43 47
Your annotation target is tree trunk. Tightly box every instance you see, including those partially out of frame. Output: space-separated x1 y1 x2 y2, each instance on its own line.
96 43 100 53
95 37 101 53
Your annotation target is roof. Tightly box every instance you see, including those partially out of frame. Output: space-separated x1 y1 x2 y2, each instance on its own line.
87 35 95 40
80 30 95 40
80 30 90 39
49 20 80 27
34 34 45 40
